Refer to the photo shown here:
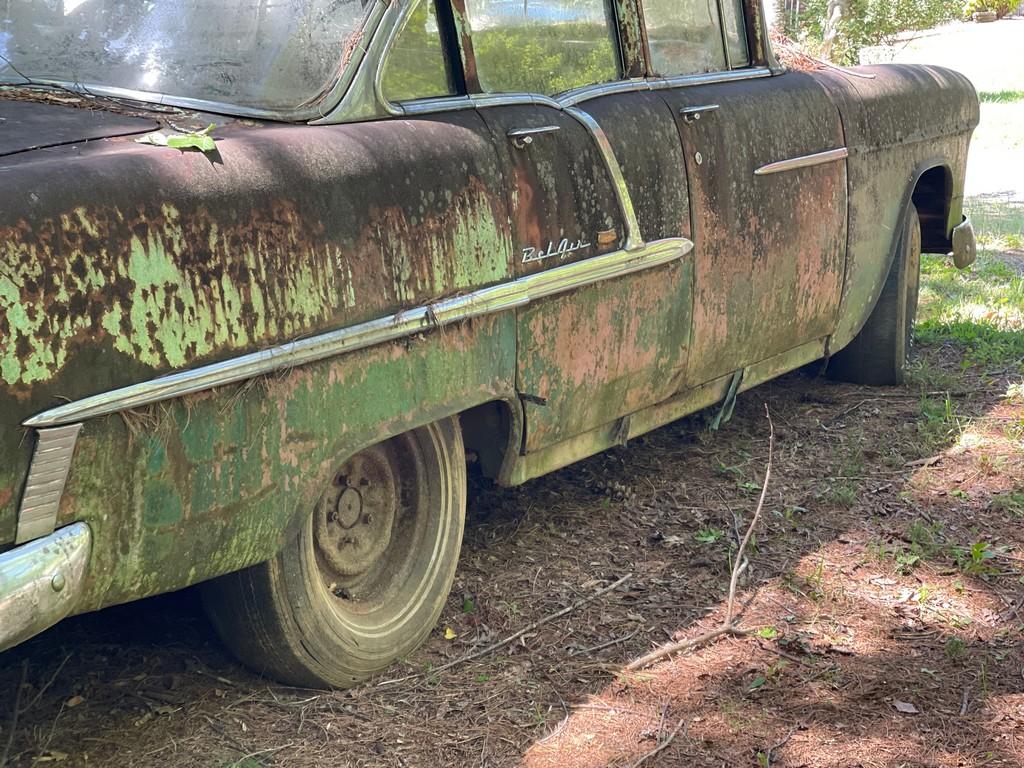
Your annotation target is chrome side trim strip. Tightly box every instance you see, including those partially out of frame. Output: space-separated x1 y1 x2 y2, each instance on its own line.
392 68 775 116
16 424 84 543
25 238 693 429
564 107 644 250
0 523 92 652
754 147 849 176
394 92 563 117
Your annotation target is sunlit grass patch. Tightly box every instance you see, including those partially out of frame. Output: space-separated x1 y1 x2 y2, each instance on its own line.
917 249 1024 370
965 198 1024 250
978 90 1024 104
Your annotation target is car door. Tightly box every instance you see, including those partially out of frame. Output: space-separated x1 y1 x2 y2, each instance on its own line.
644 0 849 386
453 0 695 454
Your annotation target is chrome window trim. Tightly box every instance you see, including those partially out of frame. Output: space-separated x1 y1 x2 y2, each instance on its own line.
652 67 772 89
563 106 644 250
25 238 693 429
317 0 775 126
379 68 773 118
754 147 849 176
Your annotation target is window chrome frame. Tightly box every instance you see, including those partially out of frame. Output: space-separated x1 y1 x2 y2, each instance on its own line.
316 0 779 125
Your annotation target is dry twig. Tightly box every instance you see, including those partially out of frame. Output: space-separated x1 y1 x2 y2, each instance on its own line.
625 405 774 671
629 716 688 767
0 661 27 768
431 573 633 676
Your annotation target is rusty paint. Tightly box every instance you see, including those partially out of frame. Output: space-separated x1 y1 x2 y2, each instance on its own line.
0 104 514 545
659 71 849 385
812 64 978 350
0 58 979 632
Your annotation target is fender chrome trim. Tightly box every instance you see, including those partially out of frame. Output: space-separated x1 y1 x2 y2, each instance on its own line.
754 147 849 176
16 424 84 543
25 238 693 428
0 522 92 652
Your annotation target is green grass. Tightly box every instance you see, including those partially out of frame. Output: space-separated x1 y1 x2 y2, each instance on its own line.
978 90 1024 103
916 239 1024 370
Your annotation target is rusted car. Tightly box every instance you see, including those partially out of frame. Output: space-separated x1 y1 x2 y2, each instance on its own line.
0 0 977 688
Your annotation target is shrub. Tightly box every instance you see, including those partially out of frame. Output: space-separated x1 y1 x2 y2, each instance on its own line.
781 0 962 64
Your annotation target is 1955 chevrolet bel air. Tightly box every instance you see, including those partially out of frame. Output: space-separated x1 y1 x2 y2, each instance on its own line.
0 0 978 687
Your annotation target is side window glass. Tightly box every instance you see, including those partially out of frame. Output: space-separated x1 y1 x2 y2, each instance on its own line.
463 0 620 95
721 0 750 67
644 0 727 76
380 0 454 102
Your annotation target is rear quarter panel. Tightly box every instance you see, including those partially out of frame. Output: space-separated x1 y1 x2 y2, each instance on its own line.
0 111 518 607
813 64 979 350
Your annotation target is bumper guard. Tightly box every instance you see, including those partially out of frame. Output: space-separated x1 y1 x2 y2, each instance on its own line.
951 215 977 269
0 523 91 652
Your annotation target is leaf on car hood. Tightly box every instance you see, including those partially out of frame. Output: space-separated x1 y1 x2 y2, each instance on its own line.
137 123 217 152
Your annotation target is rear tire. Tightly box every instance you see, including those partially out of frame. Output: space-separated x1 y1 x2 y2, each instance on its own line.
828 205 921 386
202 417 466 689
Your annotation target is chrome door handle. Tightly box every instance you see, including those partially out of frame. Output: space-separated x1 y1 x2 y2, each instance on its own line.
679 104 720 124
507 125 561 149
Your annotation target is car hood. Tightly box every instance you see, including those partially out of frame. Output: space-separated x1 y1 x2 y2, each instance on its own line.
0 97 158 158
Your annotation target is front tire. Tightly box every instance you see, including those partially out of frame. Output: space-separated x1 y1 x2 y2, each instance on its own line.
202 417 466 688
828 205 921 385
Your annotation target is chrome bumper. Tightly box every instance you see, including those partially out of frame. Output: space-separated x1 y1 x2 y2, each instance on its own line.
0 523 91 652
951 216 977 269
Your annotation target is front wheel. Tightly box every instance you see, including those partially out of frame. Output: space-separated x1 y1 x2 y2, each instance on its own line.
202 417 466 688
828 204 922 386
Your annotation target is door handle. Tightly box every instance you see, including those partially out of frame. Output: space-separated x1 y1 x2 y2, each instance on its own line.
507 125 561 149
679 104 720 124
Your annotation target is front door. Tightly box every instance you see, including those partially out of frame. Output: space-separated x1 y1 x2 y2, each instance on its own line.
456 0 696 454
478 100 690 452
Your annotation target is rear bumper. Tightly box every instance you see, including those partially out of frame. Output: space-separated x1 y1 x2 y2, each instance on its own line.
0 523 91 652
951 215 977 269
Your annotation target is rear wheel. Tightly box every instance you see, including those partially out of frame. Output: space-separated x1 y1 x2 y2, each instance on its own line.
828 205 921 386
202 417 466 688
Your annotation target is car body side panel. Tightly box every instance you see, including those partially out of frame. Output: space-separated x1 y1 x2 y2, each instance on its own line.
62 315 516 612
0 110 515 548
813 65 978 350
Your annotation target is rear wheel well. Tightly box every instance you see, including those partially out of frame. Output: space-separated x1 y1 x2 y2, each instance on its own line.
459 400 518 482
912 165 953 252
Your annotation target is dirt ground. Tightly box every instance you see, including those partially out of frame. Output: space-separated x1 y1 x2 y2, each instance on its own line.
1 339 1022 767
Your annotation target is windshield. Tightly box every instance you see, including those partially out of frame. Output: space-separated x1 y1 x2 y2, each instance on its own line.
0 0 373 113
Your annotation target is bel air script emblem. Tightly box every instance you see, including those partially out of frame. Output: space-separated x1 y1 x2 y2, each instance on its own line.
521 237 592 265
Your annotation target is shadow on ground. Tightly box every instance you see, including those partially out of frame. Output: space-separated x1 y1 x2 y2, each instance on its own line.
1 335 1021 767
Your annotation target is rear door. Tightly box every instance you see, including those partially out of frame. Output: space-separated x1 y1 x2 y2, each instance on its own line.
645 0 849 386
454 0 695 452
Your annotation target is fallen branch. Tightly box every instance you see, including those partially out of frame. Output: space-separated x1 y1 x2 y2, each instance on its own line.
569 628 639 658
626 405 774 672
629 716 688 767
0 661 28 768
432 573 633 676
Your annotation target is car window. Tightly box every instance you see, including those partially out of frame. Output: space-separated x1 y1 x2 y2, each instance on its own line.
462 0 620 95
643 0 727 76
381 0 455 101
721 0 750 67
0 0 373 113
